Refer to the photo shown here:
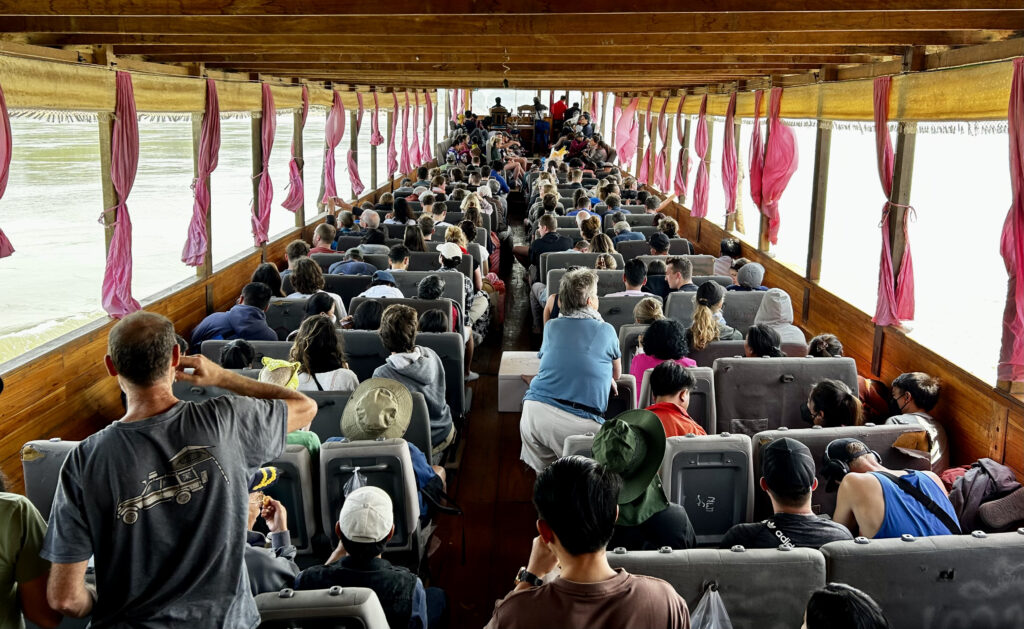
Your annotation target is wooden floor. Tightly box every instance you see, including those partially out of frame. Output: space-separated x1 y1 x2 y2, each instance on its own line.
430 218 541 628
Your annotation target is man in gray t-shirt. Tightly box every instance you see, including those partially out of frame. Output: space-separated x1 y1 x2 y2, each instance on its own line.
42 311 316 628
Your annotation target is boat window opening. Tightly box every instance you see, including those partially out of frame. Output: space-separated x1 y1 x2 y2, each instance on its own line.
765 119 817 277
703 117 727 229
0 115 106 365
732 119 758 248
210 115 259 268
303 109 327 212
266 111 297 240
131 116 198 300
356 106 372 196
373 107 387 190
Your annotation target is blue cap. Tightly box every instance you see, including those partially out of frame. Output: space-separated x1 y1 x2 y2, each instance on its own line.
372 270 396 285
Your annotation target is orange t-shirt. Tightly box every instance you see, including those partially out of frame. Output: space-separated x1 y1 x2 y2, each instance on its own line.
645 402 707 438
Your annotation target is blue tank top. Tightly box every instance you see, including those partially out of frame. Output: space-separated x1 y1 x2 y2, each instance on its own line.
871 470 958 539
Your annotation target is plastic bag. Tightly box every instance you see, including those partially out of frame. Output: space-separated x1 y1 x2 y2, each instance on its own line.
344 466 367 497
690 583 733 629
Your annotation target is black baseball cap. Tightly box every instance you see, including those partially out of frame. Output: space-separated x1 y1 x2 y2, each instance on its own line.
761 438 816 495
824 438 874 466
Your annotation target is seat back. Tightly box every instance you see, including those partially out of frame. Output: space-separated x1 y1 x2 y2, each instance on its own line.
713 357 859 435
618 323 649 372
539 252 625 279
390 270 465 304
562 433 597 458
821 532 1024 629
20 439 79 520
608 547 826 629
425 241 486 271
659 433 754 544
688 340 809 367
751 424 933 518
665 290 767 335
406 251 472 277
634 254 711 275
605 225 659 240
266 298 310 340
304 391 352 443
201 339 293 363
319 439 419 553
171 379 235 403
555 227 585 243
604 374 638 419
616 238 691 261
348 297 463 337
311 253 389 274
598 295 660 333
603 213 657 230
546 268 629 298
255 587 389 629
263 444 317 555
695 275 732 287
638 367 716 434
283 275 372 309
554 216 580 228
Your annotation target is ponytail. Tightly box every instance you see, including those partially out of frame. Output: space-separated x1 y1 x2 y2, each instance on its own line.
810 379 863 427
691 281 726 351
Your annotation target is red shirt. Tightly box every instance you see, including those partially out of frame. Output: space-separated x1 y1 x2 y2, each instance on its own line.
551 100 567 121
309 246 335 255
645 402 707 438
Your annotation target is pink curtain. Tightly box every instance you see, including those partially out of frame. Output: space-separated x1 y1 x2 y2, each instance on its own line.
612 95 622 139
691 95 710 219
673 95 690 200
387 93 399 178
250 83 276 246
637 96 655 184
653 97 669 191
399 93 411 175
370 92 384 146
321 90 345 204
871 77 914 326
347 92 365 199
280 84 308 214
422 92 433 163
721 93 739 216
410 93 421 167
589 91 599 122
999 58 1024 381
181 79 221 266
450 89 458 124
101 71 141 317
0 80 14 258
749 90 765 212
759 87 799 245
616 97 639 167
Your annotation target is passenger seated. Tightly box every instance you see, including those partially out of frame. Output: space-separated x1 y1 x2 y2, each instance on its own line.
641 259 670 301
803 583 892 629
486 456 689 629
745 323 785 358
357 270 404 300
520 269 621 473
753 288 805 343
286 258 348 322
714 238 741 276
252 262 285 298
343 299 384 331
294 486 446 629
373 305 456 456
302 291 338 321
728 261 768 291
191 281 278 346
1 471 61 628
594 253 616 270
658 217 679 239
825 438 960 538
729 257 750 284
648 232 670 256
419 309 451 334
281 239 310 280
389 244 411 272
589 233 614 254
688 282 742 352
630 319 696 399
720 438 852 550
612 221 645 244
309 223 338 255
328 247 378 276
437 242 479 381
885 372 948 473
666 257 698 293
244 468 299 595
633 296 664 325
804 379 863 428
219 338 256 369
808 333 891 423
607 258 647 297
645 361 706 438
290 315 359 393
358 212 391 255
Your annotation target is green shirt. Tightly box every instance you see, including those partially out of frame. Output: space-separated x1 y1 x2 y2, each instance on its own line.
0 493 49 629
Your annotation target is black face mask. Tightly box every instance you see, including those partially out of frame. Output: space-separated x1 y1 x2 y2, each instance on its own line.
800 403 815 425
888 396 907 417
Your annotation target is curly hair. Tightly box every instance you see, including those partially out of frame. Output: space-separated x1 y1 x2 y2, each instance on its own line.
590 233 614 254
289 257 325 295
289 315 347 375
641 318 690 360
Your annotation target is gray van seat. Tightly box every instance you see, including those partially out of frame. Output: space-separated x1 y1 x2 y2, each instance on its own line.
283 274 372 308
665 290 767 335
201 339 293 363
425 241 487 272
604 374 638 419
555 227 586 243
562 433 597 458
688 340 809 367
263 444 317 555
406 251 472 277
21 439 79 520
605 225 659 240
348 297 463 337
608 547 826 629
616 238 692 260
319 439 420 557
618 323 649 372
304 390 432 460
539 252 625 280
603 213 658 230
821 532 1024 629
751 424 932 519
266 298 309 340
713 357 859 435
660 433 754 544
311 252 388 274
633 254 710 275
255 587 389 629
390 270 466 305
638 367 716 435
546 268 631 298
599 295 660 333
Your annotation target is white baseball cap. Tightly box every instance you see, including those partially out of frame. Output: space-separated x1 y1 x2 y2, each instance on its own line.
339 486 394 543
437 242 463 261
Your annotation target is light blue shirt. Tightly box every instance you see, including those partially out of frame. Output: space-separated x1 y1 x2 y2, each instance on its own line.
524 317 620 422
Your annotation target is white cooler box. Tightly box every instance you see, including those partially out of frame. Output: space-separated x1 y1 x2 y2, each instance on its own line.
498 351 541 413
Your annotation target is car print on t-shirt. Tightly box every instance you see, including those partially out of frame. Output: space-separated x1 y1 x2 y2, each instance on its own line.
116 445 228 525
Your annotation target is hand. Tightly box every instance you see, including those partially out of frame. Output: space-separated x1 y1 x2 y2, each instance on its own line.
175 354 226 388
526 536 559 578
262 498 288 533
610 379 619 397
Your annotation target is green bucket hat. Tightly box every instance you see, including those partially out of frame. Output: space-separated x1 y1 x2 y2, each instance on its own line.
593 410 668 527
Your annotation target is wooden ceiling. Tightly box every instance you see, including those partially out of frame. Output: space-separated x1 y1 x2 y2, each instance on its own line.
1 2 1023 91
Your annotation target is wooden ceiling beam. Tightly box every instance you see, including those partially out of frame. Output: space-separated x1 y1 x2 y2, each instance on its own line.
137 53 887 65
110 44 909 56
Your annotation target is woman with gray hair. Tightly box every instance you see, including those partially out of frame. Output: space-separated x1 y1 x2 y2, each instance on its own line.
520 268 622 473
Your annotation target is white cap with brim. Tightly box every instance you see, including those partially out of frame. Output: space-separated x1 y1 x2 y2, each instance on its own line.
339 486 394 543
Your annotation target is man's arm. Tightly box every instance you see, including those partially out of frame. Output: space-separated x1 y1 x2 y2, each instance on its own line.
832 478 860 534
47 561 91 619
176 355 316 433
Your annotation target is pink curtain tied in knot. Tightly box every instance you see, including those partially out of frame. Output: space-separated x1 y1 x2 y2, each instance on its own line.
410 93 421 167
0 80 14 258
101 71 141 317
749 90 766 213
250 83 276 246
637 95 655 185
182 79 221 266
280 85 308 214
616 97 639 168
421 92 433 163
370 92 384 146
399 93 411 175
673 94 689 201
450 90 458 124
691 95 710 219
589 91 599 123
759 87 799 245
721 93 739 215
871 77 915 327
321 90 345 205
347 93 366 199
387 93 399 178
999 58 1024 381
653 97 669 191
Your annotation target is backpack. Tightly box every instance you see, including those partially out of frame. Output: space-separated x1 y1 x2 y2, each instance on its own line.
948 458 1022 532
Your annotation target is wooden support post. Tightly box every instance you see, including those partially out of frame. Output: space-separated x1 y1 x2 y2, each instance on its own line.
444 89 450 140
601 92 610 139
370 120 379 192
97 112 117 252
292 108 305 228
757 115 772 251
731 118 746 233
663 114 674 193
386 109 395 189
635 111 646 176
250 114 263 237
432 91 438 160
647 107 658 186
611 95 620 151
889 121 916 278
349 109 358 201
805 120 832 282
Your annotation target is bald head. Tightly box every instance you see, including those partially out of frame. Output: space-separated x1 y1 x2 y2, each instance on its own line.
361 211 381 230
107 311 178 387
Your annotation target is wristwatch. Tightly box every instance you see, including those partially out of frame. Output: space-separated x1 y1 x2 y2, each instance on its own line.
515 566 544 587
